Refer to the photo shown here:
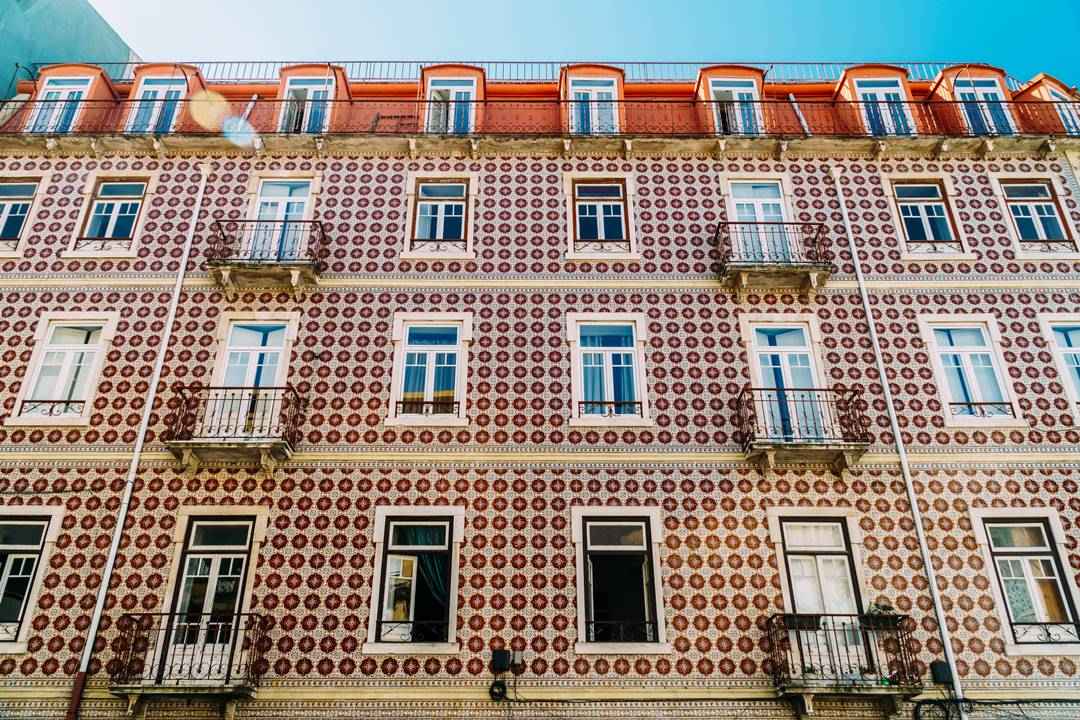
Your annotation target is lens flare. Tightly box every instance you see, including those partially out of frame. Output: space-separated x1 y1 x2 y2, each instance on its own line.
222 116 257 147
188 89 229 131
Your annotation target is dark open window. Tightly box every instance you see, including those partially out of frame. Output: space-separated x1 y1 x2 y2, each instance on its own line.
376 518 452 643
0 519 49 642
582 518 658 643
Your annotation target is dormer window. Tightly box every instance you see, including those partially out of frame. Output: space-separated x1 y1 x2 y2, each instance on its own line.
128 77 186 134
569 78 617 134
27 77 90 134
854 79 914 136
709 79 761 135
955 78 1014 136
279 78 332 133
426 79 475 134
1048 88 1080 136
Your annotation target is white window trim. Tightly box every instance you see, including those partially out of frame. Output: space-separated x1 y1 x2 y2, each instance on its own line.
25 76 93 134
277 77 334 133
63 170 160 259
0 171 47 258
210 311 301 387
7 311 120 428
766 506 870 615
916 314 1025 428
567 76 620 134
570 505 670 655
423 77 477 134
399 170 479 260
566 312 652 427
0 505 65 654
853 77 917 137
125 75 187 133
708 77 764 135
387 312 473 427
245 177 317 222
737 313 830 391
363 505 465 655
878 171 976 260
968 507 1080 656
989 172 1080 259
562 171 639 261
1038 312 1080 414
720 172 798 227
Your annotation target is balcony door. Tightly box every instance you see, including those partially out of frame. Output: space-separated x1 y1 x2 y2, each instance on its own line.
569 78 617 134
955 78 1014 136
250 180 310 261
27 78 90 134
730 182 789 262
426 79 475 134
279 78 331 134
751 326 825 441
210 323 288 438
854 79 913 136
709 79 761 135
1049 88 1080 136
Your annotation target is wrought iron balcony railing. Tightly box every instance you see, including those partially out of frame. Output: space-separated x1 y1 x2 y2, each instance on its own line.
766 613 921 690
109 612 269 689
573 237 633 255
735 387 871 451
716 221 830 268
163 385 304 447
207 220 329 266
395 400 460 416
578 400 644 417
585 620 658 644
72 235 135 254
948 401 1015 419
3 98 1077 139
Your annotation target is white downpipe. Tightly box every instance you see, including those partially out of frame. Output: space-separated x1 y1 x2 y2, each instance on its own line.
73 164 210 682
828 165 966 705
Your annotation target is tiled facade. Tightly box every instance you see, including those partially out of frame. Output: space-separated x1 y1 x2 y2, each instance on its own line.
1 60 1080 720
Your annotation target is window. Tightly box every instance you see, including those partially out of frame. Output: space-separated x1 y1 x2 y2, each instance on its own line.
780 520 860 616
128 77 186 134
0 182 37 253
247 179 312 261
984 520 1078 645
924 323 1014 420
279 78 332 133
748 324 830 441
1049 88 1080 136
581 518 659 643
728 181 791 262
0 519 49 642
389 314 471 425
955 78 1014 136
572 181 629 254
75 180 147 254
410 180 468 253
569 78 617 134
21 322 105 419
893 182 960 253
200 322 290 439
375 519 453 643
855 79 914 136
426 78 475 134
1001 182 1073 253
26 77 90 133
574 323 642 419
1048 324 1080 407
709 79 761 135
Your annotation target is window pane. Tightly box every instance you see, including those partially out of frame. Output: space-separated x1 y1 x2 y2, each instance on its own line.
0 523 46 547
785 522 845 550
418 183 466 199
229 324 286 348
611 352 636 409
191 523 250 547
50 325 101 345
0 184 36 198
902 213 928 242
580 325 633 348
1003 184 1051 199
391 523 448 547
407 326 458 346
602 205 624 239
98 182 146 197
576 184 622 199
1052 326 1080 349
731 182 782 200
895 184 942 199
933 327 986 348
788 556 825 614
753 327 807 348
988 524 1049 549
1035 576 1070 623
0 571 33 623
587 523 645 548
577 205 599 240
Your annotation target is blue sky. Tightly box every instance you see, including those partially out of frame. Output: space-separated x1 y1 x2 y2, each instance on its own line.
88 0 1079 84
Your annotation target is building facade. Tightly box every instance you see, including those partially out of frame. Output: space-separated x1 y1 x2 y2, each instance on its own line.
1 60 1080 720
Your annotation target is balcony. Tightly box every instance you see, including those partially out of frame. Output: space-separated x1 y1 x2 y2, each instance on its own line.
162 385 304 471
735 387 871 471
716 222 832 292
109 612 269 705
206 220 329 288
765 613 921 714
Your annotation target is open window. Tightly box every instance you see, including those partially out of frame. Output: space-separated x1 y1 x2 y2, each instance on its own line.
388 313 471 426
279 78 332 134
0 519 50 644
0 181 37 253
709 79 762 135
425 79 476 134
920 319 1019 425
127 77 186 134
569 78 618 134
26 77 90 133
375 519 453 643
18 318 111 423
582 518 659 643
1000 180 1074 254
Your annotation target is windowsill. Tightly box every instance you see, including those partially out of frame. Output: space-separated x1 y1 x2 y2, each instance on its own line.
361 641 459 655
565 253 642 262
1015 251 1080 261
574 642 673 655
941 416 1028 429
384 415 469 428
0 641 28 655
399 249 474 261
1005 642 1080 657
3 415 92 428
900 252 979 262
568 416 655 428
0 250 22 259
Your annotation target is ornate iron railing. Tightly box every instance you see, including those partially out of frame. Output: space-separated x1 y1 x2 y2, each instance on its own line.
573 237 633 255
585 620 658 643
17 399 86 418
109 612 269 688
947 401 1015 419
578 400 644 417
1008 621 1080 645
72 235 135 254
163 385 305 447
766 613 921 690
716 221 830 268
207 220 329 266
395 400 460 416
735 387 871 450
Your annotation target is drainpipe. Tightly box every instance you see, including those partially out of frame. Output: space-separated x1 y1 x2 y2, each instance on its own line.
827 166 965 706
65 163 211 720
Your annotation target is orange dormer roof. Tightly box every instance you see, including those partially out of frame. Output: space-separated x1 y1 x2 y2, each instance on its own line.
34 63 118 100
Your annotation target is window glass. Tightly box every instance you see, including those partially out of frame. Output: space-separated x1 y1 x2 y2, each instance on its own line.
731 182 783 200
933 327 987 348
406 326 459 346
988 524 1049 550
418 183 466 199
390 522 448 548
587 523 646 549
753 327 808 348
580 324 634 348
576 184 622 199
191 523 251 548
0 523 46 547
1003 184 1052 200
582 518 657 643
785 522 845 550
896 184 942 200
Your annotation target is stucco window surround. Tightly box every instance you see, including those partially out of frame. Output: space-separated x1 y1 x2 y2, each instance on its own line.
1037 312 1080 413
63 169 161 259
0 505 66 655
968 507 1080 656
765 506 872 615
363 505 466 655
565 312 653 428
570 505 671 655
987 170 1080 260
6 311 120 428
386 312 473 427
736 312 831 391
878 170 977 260
916 314 1025 429
0 170 49 258
562 171 640 261
399 170 480 260
209 311 302 387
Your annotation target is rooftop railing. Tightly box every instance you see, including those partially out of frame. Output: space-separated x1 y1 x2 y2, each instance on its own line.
3 98 1076 139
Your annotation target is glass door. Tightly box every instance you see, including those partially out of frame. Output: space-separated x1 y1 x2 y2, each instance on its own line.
164 554 246 680
855 79 913 136
1050 89 1080 136
215 323 287 438
710 79 760 135
570 79 617 134
752 327 825 441
27 78 90 133
731 182 788 262
251 180 310 261
956 78 1014 136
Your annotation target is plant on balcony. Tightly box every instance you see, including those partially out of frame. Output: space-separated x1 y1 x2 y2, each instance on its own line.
862 601 903 630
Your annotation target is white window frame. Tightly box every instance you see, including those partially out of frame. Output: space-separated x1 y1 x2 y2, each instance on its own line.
387 312 472 427
568 77 619 134
8 311 119 427
278 77 334 134
1038 313 1080 414
880 172 974 259
954 76 1017 135
400 170 478 260
563 171 638 260
708 78 763 136
917 315 1023 428
364 505 465 655
0 506 64 654
0 178 41 257
853 77 916 136
25 76 92 134
566 312 652 427
571 505 669 655
424 77 476 134
969 507 1080 656
210 312 301 387
126 75 187 133
738 314 829 391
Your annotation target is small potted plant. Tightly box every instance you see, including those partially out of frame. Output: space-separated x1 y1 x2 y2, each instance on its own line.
862 601 902 631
